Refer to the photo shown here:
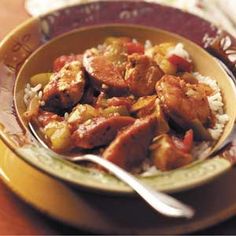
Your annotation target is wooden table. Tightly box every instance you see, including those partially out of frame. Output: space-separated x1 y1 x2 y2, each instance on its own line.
0 0 236 234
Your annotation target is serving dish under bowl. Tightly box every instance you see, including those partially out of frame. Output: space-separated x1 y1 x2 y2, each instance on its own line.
0 1 236 195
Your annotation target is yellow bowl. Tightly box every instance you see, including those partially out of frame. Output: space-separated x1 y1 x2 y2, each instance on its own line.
2 24 236 194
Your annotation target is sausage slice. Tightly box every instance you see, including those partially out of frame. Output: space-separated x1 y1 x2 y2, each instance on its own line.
72 116 135 149
83 50 128 92
103 116 157 170
125 53 163 97
42 61 85 112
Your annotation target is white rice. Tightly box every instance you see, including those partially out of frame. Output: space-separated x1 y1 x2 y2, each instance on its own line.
193 72 229 140
144 40 153 50
64 112 69 120
167 43 192 62
141 166 161 177
23 83 42 106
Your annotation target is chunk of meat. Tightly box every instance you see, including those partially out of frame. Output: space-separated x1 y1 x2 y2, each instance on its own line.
150 134 193 171
125 53 164 96
156 75 211 129
72 116 135 149
42 61 85 112
103 116 157 170
133 98 170 135
179 72 198 84
83 50 128 93
130 96 169 134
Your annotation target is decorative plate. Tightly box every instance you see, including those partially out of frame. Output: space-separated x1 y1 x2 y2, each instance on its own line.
0 1 236 194
1 138 236 234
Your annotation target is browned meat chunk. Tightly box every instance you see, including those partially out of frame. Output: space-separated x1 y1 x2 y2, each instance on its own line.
42 61 85 112
150 134 193 171
83 50 128 93
72 116 135 149
131 96 169 135
156 75 211 129
125 54 164 96
103 116 157 170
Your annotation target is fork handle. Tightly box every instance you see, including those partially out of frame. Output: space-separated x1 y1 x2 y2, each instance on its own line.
71 154 194 218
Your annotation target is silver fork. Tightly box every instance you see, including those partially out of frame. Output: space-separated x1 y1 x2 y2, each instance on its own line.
28 122 194 219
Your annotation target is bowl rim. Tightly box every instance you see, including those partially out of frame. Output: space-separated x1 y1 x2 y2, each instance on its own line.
0 19 235 194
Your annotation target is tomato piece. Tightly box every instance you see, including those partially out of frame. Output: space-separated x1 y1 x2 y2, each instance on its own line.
37 111 63 126
172 129 193 153
168 54 193 72
53 54 82 72
172 136 186 152
183 129 193 152
53 55 72 72
124 42 144 55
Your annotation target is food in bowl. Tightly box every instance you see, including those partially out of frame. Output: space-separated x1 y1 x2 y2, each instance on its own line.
23 37 229 174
